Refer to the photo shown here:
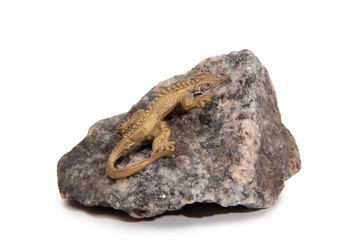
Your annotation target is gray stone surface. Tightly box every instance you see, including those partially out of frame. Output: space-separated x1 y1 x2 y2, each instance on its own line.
57 50 301 218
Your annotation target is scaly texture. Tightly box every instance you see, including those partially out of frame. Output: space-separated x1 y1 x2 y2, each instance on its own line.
106 68 228 179
57 50 301 218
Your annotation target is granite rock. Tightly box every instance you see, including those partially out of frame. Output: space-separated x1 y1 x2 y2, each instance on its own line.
57 50 301 218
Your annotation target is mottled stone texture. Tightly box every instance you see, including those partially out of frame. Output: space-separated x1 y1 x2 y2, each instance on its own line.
57 50 301 218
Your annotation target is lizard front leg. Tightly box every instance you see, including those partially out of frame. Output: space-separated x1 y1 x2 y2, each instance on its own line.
117 109 146 135
180 92 213 111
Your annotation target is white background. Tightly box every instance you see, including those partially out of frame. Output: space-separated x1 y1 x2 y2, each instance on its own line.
1 1 359 239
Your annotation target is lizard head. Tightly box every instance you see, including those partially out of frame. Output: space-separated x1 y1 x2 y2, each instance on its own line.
192 72 228 93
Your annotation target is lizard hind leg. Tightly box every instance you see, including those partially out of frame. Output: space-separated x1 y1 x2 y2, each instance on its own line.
150 121 175 157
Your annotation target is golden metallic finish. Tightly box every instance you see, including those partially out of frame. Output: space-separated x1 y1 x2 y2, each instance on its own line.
106 68 228 179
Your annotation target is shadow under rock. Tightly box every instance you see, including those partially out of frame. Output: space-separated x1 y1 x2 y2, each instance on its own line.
64 200 261 223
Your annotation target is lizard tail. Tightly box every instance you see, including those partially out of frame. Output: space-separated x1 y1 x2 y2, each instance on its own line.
106 148 173 180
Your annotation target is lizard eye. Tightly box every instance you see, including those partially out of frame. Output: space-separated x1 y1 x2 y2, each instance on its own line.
199 83 212 91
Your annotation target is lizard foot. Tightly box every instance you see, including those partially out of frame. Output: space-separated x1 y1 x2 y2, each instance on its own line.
152 141 175 156
197 92 213 108
116 125 124 134
116 119 129 135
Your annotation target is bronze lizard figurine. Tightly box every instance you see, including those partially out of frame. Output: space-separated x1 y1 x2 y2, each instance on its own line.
106 67 228 179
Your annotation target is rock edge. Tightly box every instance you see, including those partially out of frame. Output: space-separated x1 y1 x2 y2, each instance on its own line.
57 50 301 218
